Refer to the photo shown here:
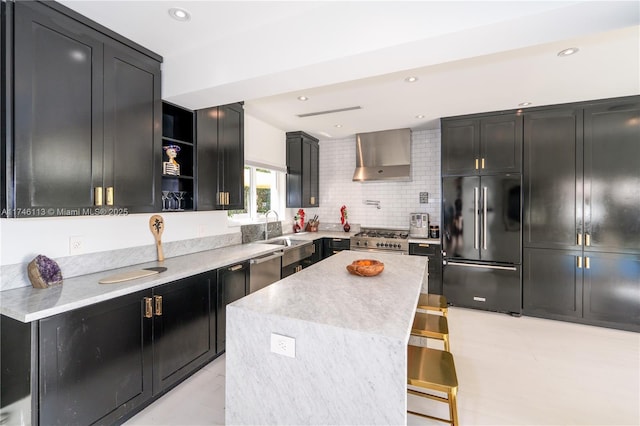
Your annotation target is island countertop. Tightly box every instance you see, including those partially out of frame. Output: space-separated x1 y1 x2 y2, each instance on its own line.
226 250 428 425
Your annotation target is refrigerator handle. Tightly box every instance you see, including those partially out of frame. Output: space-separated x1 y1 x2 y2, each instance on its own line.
483 186 488 250
474 187 479 249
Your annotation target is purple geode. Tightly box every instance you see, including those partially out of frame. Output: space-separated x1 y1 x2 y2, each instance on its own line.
29 255 63 288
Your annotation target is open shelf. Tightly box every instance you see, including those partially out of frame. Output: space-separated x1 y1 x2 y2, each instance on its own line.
162 102 195 211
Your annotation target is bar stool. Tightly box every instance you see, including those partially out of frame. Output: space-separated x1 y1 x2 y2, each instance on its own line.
417 293 448 317
410 311 450 352
407 344 459 425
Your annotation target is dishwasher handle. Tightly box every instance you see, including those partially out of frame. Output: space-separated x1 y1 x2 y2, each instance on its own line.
250 251 284 265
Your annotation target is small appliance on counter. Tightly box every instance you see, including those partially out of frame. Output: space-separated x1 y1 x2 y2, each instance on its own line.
409 213 430 238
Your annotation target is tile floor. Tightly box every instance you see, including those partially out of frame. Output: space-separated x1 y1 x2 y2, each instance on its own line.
125 307 640 425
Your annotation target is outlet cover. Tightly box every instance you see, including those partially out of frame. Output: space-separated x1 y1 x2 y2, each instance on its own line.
69 236 84 255
270 333 296 358
419 192 429 203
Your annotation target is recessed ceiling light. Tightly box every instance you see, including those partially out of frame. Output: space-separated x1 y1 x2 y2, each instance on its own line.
168 7 191 22
518 102 532 107
297 96 309 101
415 114 425 119
404 76 418 83
334 124 342 128
557 47 579 57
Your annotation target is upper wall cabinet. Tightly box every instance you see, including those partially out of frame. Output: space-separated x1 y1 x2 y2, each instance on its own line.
5 1 162 217
286 131 319 208
441 113 522 176
196 103 245 211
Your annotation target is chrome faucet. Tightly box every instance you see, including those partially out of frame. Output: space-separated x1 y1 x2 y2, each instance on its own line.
264 210 279 240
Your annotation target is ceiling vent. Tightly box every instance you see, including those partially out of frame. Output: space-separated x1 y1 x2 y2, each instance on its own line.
297 106 362 118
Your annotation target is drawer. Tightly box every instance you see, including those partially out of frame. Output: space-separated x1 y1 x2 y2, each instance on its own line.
409 242 438 256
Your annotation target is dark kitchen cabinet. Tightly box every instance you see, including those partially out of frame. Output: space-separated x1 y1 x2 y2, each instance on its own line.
161 102 195 211
216 261 249 352
39 290 153 426
286 131 319 208
152 272 216 393
302 239 323 268
8 1 161 217
282 261 305 278
196 103 245 211
441 113 522 176
409 242 443 295
322 237 350 259
523 97 640 331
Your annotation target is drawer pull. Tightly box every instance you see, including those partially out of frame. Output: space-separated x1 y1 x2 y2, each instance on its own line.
229 264 243 271
418 244 430 248
473 296 486 302
144 297 153 318
154 295 163 316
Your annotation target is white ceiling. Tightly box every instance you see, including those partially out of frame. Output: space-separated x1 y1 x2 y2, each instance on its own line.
59 1 640 139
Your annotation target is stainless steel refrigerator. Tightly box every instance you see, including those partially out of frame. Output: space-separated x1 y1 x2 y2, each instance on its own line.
442 174 522 314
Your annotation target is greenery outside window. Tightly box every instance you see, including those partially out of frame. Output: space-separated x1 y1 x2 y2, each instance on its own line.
228 165 284 221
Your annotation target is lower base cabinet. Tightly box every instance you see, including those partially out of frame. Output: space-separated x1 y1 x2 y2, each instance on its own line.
409 242 443 295
523 248 640 331
216 261 249 353
8 268 229 425
322 237 350 259
39 290 153 426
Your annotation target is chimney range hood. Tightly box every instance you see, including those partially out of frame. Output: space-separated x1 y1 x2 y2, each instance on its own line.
353 128 412 181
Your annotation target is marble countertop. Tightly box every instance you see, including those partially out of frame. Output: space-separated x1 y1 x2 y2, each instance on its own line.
231 250 428 340
0 230 412 323
0 243 284 323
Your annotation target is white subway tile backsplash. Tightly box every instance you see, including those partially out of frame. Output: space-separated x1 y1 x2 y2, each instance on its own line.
317 129 441 229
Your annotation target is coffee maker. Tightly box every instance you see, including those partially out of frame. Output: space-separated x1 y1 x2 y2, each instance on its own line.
409 213 429 238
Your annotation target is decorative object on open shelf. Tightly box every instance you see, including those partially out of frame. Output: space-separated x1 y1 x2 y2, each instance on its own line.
163 145 181 176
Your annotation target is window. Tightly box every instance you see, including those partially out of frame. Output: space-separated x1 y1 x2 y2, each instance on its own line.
228 165 285 221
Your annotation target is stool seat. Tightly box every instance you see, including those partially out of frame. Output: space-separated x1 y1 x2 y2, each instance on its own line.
417 293 448 316
407 345 459 425
411 312 450 352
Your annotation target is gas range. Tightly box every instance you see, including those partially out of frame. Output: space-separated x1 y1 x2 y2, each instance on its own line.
350 228 409 254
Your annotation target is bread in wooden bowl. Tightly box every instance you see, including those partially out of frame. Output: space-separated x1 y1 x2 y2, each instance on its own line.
346 259 384 277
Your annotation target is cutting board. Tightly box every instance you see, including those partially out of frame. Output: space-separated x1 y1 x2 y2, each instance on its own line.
99 267 167 284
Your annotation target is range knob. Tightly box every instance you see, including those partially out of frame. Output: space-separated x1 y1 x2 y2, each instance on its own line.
364 241 368 246
376 243 381 247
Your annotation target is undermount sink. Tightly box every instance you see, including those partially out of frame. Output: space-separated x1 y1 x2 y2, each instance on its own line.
258 236 308 247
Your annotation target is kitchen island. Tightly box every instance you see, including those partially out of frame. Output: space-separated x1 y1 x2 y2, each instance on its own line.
226 250 428 425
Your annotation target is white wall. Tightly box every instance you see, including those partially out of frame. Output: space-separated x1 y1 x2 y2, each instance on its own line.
309 129 441 229
244 114 286 170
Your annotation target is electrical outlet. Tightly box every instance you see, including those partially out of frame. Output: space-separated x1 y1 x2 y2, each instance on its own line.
69 236 84 255
270 333 296 358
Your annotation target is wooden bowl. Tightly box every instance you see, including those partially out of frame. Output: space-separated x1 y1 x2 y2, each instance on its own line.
346 259 384 277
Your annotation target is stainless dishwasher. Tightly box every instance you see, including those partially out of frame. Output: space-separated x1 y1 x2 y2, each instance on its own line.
249 250 284 293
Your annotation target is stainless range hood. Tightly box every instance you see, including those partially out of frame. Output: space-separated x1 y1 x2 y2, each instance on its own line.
353 128 412 181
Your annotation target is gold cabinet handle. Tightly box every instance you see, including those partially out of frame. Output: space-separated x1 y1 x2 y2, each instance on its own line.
229 264 243 272
585 257 590 269
418 244 430 248
577 233 583 246
481 158 485 169
144 297 153 318
577 256 583 269
226 192 230 205
94 187 103 206
585 233 591 247
475 158 479 170
310 196 315 205
154 295 163 316
106 187 114 206
218 192 223 205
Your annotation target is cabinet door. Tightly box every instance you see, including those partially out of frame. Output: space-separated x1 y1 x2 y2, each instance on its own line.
308 140 319 207
196 107 219 210
13 1 103 216
219 103 244 209
583 100 640 254
441 118 479 175
286 136 303 207
39 290 152 425
216 262 249 353
152 272 216 393
103 42 161 213
479 114 522 173
523 248 583 319
523 108 583 250
582 252 640 329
